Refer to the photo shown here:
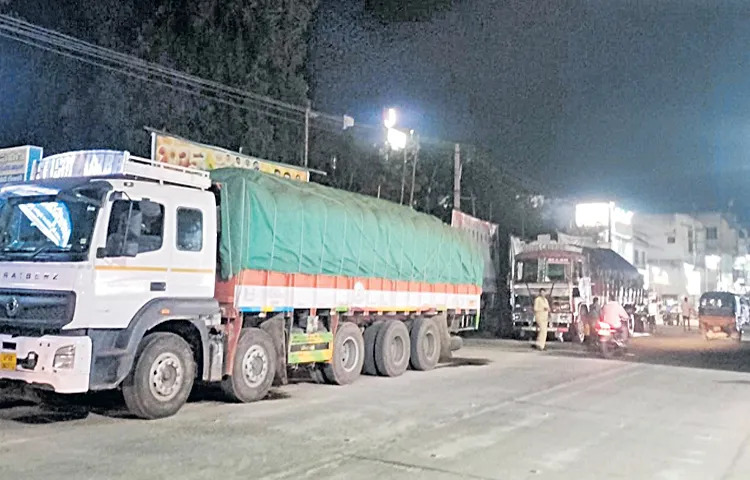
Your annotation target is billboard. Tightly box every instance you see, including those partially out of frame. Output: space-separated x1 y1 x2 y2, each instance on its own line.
150 131 310 182
0 145 43 184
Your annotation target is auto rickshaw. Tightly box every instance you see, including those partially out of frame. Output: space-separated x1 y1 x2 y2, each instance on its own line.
698 291 747 340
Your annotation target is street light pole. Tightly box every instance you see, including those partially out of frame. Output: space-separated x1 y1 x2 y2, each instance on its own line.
453 143 461 212
399 146 408 205
303 99 311 168
408 138 420 207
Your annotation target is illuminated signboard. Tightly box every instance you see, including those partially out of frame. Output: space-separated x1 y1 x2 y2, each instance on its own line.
0 146 43 184
34 150 128 180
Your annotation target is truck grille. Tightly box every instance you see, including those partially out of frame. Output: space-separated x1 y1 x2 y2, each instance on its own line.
0 289 76 336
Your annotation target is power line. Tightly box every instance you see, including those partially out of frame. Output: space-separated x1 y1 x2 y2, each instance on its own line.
0 13 348 129
0 13 550 196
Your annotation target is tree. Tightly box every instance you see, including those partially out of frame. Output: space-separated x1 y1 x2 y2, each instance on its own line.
1 0 319 161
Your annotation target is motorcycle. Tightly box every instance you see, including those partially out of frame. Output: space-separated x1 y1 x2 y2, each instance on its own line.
590 320 629 359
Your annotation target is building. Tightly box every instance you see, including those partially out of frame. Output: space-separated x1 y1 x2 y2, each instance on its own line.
694 213 743 293
541 197 750 297
633 213 703 300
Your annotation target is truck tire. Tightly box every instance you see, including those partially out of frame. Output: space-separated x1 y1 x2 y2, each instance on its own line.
122 332 196 420
363 321 384 376
323 321 365 385
375 320 411 377
409 317 440 371
221 328 276 403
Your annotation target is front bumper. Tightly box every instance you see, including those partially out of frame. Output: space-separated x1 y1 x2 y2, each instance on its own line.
0 334 91 394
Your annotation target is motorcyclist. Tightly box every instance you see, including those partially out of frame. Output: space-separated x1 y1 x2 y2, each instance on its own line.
600 294 630 341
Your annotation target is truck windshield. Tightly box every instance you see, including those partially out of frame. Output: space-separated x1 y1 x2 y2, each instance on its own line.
516 260 539 282
0 185 101 262
546 263 567 282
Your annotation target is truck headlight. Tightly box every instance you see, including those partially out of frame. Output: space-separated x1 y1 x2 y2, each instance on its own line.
53 345 76 369
512 313 521 321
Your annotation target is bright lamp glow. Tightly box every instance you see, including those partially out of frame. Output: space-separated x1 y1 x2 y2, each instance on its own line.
384 108 397 129
386 127 407 150
651 265 669 285
613 207 633 225
705 254 721 271
684 263 701 296
575 202 611 228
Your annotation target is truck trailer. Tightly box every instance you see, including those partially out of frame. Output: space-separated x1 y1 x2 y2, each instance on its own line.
0 150 483 419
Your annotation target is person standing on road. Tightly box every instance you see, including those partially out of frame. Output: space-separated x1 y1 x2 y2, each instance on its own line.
533 288 550 350
681 296 694 331
647 298 658 333
587 297 602 343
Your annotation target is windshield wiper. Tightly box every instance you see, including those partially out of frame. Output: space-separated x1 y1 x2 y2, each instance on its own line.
26 244 55 259
26 244 69 259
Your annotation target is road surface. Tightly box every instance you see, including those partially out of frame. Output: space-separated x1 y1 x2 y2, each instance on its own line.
3 328 750 480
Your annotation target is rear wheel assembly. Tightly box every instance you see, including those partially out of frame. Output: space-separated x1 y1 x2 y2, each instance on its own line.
409 317 440 371
323 322 365 385
375 321 411 377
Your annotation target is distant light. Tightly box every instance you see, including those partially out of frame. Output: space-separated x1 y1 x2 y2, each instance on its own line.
650 265 669 285
384 108 397 129
386 127 407 150
613 207 633 225
575 202 611 228
706 254 721 271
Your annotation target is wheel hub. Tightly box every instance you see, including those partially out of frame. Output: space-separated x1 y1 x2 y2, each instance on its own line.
242 345 269 388
340 337 360 372
422 331 436 358
390 335 406 364
149 352 184 402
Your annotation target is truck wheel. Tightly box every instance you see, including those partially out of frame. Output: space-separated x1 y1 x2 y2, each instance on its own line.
324 322 365 385
363 321 384 375
409 317 440 371
221 328 276 403
122 332 196 420
573 318 585 344
375 321 411 377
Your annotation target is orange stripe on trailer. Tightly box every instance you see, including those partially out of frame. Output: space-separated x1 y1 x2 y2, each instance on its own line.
293 273 316 288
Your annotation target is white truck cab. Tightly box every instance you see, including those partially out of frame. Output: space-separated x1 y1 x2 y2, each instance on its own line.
0 150 223 418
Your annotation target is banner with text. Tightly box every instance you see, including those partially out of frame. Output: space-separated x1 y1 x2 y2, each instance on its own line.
151 132 310 182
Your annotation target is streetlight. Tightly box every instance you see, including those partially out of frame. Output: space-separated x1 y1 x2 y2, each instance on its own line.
384 108 397 129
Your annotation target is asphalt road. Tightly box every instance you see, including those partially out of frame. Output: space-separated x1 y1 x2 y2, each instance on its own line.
3 327 750 480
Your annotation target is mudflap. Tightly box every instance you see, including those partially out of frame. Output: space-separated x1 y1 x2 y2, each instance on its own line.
434 313 453 363
260 315 288 386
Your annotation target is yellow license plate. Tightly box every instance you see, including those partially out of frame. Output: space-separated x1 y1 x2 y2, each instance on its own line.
0 352 17 371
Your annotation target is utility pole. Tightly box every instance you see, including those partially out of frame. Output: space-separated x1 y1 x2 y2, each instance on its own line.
303 99 311 168
453 143 461 211
408 139 420 207
399 145 408 205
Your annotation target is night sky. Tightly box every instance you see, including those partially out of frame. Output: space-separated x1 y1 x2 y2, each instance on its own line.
311 0 750 218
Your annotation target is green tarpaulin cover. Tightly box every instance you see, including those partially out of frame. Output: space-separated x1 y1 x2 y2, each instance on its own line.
210 168 483 286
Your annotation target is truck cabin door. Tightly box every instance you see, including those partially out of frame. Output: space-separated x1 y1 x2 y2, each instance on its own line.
168 198 216 299
92 193 170 329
